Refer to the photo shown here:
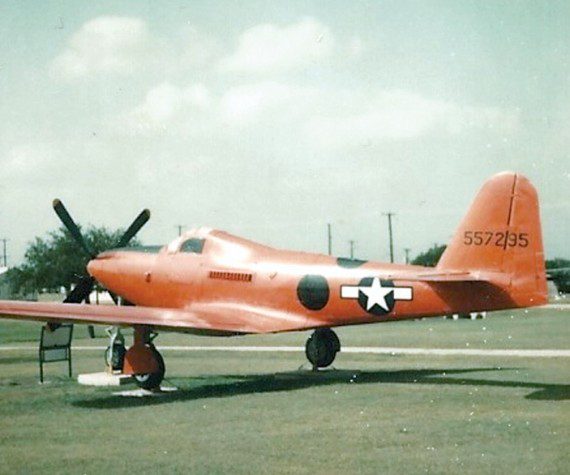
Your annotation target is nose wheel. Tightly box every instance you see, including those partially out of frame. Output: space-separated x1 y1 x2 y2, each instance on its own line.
305 328 341 369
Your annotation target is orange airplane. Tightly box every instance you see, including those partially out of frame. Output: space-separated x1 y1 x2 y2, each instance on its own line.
0 172 548 389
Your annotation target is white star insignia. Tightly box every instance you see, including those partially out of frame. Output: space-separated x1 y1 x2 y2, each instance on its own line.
340 278 413 314
360 277 393 311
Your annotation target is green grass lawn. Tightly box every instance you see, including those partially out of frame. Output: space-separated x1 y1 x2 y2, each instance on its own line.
0 307 569 474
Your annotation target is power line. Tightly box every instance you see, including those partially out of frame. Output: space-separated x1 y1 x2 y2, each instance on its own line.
383 212 396 263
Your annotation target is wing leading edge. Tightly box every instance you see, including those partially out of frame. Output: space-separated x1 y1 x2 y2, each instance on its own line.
0 300 318 335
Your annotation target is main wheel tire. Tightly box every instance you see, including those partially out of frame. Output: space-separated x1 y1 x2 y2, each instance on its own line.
104 343 126 371
134 346 165 390
305 328 340 368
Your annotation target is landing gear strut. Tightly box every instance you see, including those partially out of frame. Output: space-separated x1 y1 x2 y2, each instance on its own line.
104 326 126 372
305 328 341 369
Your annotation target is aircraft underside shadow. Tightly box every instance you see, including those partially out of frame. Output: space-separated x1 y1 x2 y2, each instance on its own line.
72 367 570 409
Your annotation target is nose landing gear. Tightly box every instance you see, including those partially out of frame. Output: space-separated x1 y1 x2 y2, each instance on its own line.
305 328 341 370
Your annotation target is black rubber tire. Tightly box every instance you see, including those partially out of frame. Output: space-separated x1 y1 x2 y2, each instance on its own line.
104 344 126 371
317 328 341 353
134 346 165 390
305 328 340 368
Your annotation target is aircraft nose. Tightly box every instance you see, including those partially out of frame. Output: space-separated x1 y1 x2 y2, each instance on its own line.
86 250 154 304
86 252 115 281
86 258 99 278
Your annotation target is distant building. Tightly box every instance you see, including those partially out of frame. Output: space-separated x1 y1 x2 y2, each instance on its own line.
0 268 37 301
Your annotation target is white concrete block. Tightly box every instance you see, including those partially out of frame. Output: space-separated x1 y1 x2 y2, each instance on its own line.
78 372 133 387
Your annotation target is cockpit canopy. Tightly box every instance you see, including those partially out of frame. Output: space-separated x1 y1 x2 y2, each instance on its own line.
166 227 213 255
165 227 269 262
179 238 205 254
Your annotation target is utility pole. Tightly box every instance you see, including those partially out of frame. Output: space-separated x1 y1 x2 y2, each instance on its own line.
349 240 355 259
383 212 395 263
327 223 332 256
0 238 7 267
404 248 411 264
175 225 185 237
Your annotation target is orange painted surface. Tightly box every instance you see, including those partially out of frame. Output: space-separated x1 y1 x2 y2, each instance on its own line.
123 344 159 375
0 172 548 336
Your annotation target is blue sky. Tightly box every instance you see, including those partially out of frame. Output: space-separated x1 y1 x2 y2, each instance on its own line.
1 1 568 264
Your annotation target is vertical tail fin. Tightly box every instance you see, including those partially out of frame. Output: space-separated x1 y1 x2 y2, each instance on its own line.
437 172 547 307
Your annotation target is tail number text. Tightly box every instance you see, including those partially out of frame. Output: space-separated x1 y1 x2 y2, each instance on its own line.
463 231 529 249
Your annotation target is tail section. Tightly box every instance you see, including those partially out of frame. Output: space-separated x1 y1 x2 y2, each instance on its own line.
437 172 547 307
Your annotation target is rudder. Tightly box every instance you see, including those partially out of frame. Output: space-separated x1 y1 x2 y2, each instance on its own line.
437 172 547 307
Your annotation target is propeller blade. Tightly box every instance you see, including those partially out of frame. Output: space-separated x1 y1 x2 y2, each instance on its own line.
108 291 120 305
54 201 146 320
64 276 95 303
115 209 151 248
52 199 95 258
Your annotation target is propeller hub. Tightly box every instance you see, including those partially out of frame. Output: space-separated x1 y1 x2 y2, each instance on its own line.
87 254 111 282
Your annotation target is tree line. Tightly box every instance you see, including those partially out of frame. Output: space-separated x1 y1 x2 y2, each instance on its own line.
5 226 139 298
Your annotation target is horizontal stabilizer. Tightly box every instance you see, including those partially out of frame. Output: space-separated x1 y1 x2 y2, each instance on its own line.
381 270 509 285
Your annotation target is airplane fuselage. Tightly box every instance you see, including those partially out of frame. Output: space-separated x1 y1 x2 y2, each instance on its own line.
0 172 550 388
87 227 528 334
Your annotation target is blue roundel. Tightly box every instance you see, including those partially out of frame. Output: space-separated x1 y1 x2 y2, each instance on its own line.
297 274 329 310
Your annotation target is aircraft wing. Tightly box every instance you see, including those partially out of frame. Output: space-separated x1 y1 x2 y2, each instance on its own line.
0 300 318 335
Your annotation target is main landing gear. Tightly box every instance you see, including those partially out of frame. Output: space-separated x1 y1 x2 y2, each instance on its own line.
105 326 165 390
132 346 165 390
305 328 341 370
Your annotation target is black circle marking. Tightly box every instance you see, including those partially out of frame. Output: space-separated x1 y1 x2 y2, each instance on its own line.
357 278 395 316
336 257 368 268
297 274 330 311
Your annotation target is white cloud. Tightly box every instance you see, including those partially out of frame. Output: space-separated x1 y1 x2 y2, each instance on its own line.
119 81 316 134
220 17 334 74
50 17 220 81
50 16 149 79
220 82 316 124
121 82 211 132
306 90 520 150
117 80 518 154
4 144 55 179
